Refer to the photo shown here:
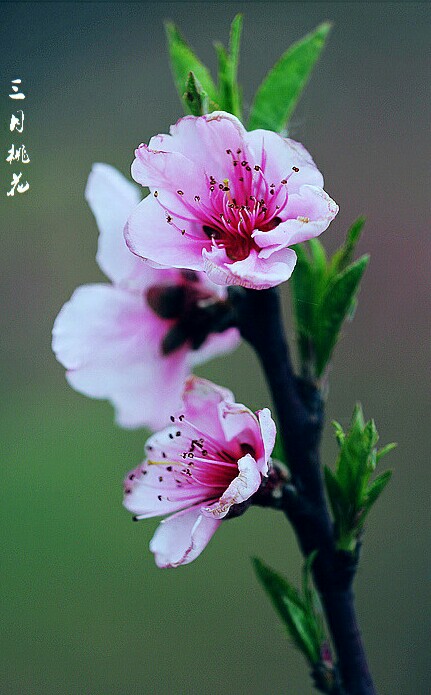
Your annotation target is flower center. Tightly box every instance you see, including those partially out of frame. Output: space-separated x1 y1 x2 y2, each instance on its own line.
153 149 300 262
146 272 230 356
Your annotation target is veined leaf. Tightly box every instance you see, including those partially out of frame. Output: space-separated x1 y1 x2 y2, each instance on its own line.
214 14 243 117
362 470 392 517
165 22 218 111
252 558 323 665
314 255 369 377
182 72 209 116
248 22 331 132
376 442 397 462
329 217 366 275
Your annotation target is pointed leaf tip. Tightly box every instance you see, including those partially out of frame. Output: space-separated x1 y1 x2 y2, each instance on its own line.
248 21 332 131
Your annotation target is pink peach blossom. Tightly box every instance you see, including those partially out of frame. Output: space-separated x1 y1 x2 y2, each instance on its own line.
125 111 338 290
124 376 276 567
52 164 239 430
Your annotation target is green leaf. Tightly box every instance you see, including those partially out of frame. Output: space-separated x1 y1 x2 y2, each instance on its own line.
314 255 369 377
229 14 243 76
290 244 317 370
182 72 210 116
272 432 287 464
248 22 331 132
214 14 243 117
165 22 218 111
329 217 366 275
252 558 323 665
332 420 345 447
324 466 349 523
326 406 394 551
376 442 397 462
363 470 392 514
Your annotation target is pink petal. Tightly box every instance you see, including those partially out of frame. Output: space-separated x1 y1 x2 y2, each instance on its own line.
202 453 262 519
218 402 275 475
257 408 277 474
253 185 339 251
202 246 297 290
85 163 153 289
52 284 189 430
125 195 206 270
123 462 210 519
149 505 221 568
131 145 206 200
150 112 248 184
245 130 324 194
178 375 235 445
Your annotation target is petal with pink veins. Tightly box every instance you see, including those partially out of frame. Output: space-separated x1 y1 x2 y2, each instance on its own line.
257 408 277 473
245 130 324 194
202 453 262 519
253 185 339 251
203 246 297 290
52 284 190 430
125 195 207 270
85 163 150 289
149 505 221 568
124 462 214 518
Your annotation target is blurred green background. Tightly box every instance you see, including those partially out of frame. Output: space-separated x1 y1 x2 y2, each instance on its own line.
0 2 429 693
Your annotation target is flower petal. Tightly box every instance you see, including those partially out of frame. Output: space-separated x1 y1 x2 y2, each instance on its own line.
125 195 206 270
85 163 153 288
203 246 297 290
124 462 210 518
257 408 277 473
150 112 248 183
202 453 262 519
52 284 189 430
253 185 338 252
245 130 324 193
149 505 221 567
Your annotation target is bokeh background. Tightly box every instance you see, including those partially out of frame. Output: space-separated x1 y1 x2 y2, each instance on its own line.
1 2 429 693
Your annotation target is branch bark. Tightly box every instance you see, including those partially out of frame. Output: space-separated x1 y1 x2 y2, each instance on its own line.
229 286 376 695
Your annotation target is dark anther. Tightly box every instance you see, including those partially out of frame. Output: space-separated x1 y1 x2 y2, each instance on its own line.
162 324 188 355
226 149 231 154
168 433 174 439
157 495 162 501
159 476 163 482
203 225 220 239
259 216 281 232
167 466 172 472
292 166 299 172
194 195 200 202
154 191 158 197
281 179 287 184
177 190 184 195
176 431 181 437
170 415 175 422
254 165 260 171
146 285 186 319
